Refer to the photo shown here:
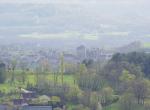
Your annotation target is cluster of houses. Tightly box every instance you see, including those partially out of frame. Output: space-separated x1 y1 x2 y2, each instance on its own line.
13 88 36 106
76 45 113 61
0 103 53 110
0 44 114 73
0 88 64 110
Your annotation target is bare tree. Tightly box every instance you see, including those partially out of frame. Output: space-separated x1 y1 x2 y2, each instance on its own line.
60 53 64 85
11 58 17 83
132 79 150 105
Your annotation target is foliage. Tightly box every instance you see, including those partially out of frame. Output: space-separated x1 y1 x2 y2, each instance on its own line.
100 87 116 106
119 70 136 82
77 74 104 91
65 85 82 104
71 104 90 110
29 95 50 105
111 52 150 77
90 92 99 110
119 93 137 110
65 63 78 75
51 96 61 103
131 79 150 105
0 63 6 83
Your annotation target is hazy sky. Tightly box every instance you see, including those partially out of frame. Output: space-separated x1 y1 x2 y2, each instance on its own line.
0 0 150 46
0 0 149 4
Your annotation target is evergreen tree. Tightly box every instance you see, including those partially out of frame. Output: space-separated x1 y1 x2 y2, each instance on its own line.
0 63 6 83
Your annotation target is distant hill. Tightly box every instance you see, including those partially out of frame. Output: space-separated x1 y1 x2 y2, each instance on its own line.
0 3 150 48
115 41 143 53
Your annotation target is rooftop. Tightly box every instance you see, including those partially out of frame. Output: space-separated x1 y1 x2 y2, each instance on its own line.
22 105 53 110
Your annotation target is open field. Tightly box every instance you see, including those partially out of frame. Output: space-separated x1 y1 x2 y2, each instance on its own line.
103 103 119 110
143 42 150 48
0 70 75 93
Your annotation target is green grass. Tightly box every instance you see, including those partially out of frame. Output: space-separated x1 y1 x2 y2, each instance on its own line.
47 74 75 85
143 43 150 48
0 71 75 93
0 83 13 93
103 103 119 110
26 74 75 85
66 103 75 110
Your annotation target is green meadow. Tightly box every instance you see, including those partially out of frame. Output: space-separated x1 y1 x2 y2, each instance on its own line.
0 70 75 93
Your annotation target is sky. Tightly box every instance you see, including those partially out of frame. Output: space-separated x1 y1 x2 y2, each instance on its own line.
0 0 150 47
0 0 149 4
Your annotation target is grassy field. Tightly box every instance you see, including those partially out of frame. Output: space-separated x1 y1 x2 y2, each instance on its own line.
143 43 150 48
0 71 75 93
102 103 119 110
26 74 75 85
66 103 120 110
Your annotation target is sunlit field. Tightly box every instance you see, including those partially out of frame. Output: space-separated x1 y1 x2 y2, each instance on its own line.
0 70 75 93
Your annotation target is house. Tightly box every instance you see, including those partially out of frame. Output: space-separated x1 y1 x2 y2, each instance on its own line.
21 89 36 100
76 45 87 61
22 105 53 110
22 92 36 100
0 105 7 110
13 88 36 106
13 99 27 106
64 53 79 64
15 88 36 100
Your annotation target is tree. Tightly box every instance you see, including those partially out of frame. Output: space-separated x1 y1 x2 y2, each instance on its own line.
35 65 42 88
0 63 6 83
53 72 59 86
119 93 137 110
71 104 90 110
20 61 28 84
119 70 136 93
102 60 143 91
144 101 150 110
30 95 50 105
111 52 150 77
77 74 103 91
97 102 102 110
41 58 51 73
11 58 17 83
132 79 150 105
90 92 99 110
82 59 94 68
51 96 61 104
79 64 87 75
79 91 91 107
100 87 114 106
65 63 78 75
119 70 136 82
60 53 64 85
66 85 81 103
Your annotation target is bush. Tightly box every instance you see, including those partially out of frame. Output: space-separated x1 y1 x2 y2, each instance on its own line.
77 74 104 91
65 86 82 104
71 104 90 110
100 87 115 106
51 96 61 104
0 63 6 83
119 93 137 110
